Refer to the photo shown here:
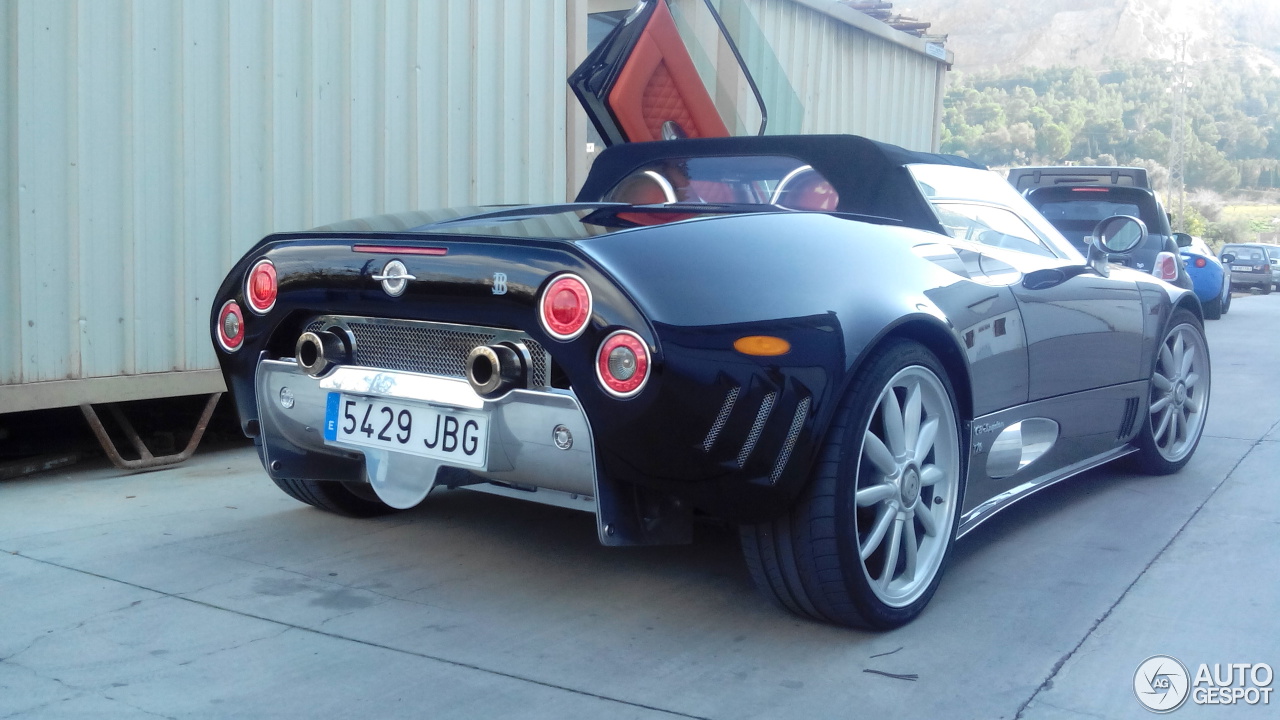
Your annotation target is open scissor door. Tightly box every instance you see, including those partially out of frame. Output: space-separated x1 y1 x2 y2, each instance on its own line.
570 0 769 146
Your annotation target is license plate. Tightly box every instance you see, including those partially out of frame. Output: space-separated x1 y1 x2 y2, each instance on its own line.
324 393 488 467
1232 265 1252 271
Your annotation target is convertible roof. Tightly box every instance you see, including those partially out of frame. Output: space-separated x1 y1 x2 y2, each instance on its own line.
575 134 981 232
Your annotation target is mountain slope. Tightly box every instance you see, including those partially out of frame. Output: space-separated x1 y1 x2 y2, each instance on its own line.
900 0 1280 73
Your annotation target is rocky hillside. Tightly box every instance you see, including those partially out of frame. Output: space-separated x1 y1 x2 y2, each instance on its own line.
898 0 1280 73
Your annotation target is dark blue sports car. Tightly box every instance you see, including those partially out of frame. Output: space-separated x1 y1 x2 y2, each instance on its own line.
210 0 1210 628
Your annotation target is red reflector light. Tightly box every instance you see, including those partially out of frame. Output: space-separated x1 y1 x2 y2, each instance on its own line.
352 245 448 256
216 300 244 352
1194 257 1207 268
1070 187 1109 192
596 330 650 398
245 259 277 313
539 274 592 341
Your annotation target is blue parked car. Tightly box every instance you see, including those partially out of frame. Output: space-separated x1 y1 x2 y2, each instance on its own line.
1177 233 1230 319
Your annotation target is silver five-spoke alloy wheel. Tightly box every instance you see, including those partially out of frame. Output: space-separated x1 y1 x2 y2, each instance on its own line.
1148 321 1209 463
854 365 960 608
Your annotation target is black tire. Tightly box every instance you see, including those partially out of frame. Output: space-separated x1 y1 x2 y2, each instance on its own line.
740 339 964 629
1131 309 1209 475
1221 286 1232 315
1264 282 1273 295
272 476 400 517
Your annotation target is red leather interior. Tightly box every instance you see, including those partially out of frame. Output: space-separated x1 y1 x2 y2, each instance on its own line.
607 1 729 143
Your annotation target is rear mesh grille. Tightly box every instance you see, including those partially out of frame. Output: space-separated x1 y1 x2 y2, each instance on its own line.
770 397 811 484
737 392 777 467
305 317 549 388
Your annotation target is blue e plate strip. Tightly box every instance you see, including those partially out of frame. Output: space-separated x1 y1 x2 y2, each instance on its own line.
324 392 340 441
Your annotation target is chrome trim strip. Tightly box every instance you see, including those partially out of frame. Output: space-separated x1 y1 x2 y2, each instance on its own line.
769 164 815 205
957 445 1137 538
319 366 485 409
459 483 595 512
642 170 677 204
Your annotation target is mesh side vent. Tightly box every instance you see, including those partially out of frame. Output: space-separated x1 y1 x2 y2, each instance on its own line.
1118 396 1139 439
770 397 811 484
302 318 548 388
702 387 740 452
737 392 777 467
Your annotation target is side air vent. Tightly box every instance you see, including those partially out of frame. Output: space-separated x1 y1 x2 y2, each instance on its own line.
1118 396 1139 439
769 396 811 484
702 387 740 452
737 392 777 467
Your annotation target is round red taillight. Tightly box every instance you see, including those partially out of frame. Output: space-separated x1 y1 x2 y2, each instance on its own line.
216 300 244 352
596 330 650 398
539 274 592 340
1195 257 1207 268
245 259 277 313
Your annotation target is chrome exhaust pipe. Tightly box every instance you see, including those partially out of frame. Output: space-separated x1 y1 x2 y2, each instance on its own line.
465 343 527 398
296 329 351 377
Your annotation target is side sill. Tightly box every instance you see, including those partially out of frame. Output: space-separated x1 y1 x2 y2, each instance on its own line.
957 445 1138 539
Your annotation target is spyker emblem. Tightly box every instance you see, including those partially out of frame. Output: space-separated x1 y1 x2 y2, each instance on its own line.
372 260 415 297
492 272 508 295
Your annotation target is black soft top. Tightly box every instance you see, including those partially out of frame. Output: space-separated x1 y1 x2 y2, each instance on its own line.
575 134 982 233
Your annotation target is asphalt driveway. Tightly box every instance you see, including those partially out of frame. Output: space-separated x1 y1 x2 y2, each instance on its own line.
2 295 1277 719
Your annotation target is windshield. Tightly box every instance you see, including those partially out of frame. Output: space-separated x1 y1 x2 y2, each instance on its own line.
908 164 1082 260
602 154 839 210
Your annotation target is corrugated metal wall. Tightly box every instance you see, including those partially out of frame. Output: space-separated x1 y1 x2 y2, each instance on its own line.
1 0 946 412
746 0 945 150
0 0 571 410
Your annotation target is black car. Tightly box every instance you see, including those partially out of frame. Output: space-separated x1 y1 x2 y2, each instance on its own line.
1220 243 1275 293
211 0 1210 629
1023 184 1194 290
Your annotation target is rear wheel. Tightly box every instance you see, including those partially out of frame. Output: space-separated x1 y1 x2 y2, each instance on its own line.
1221 283 1232 315
1263 282 1273 295
740 340 963 629
1131 309 1209 475
1203 295 1221 320
272 476 400 517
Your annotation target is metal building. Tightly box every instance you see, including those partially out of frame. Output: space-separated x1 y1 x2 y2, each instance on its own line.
0 0 950 414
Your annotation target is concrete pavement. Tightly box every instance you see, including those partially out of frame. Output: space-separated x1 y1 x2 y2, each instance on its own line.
1 294 1277 719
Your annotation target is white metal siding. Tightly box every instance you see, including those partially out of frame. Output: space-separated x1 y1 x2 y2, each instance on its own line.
746 0 944 150
0 0 571 397
1 0 944 410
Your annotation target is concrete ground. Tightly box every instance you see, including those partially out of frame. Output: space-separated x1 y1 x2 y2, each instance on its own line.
1 295 1276 720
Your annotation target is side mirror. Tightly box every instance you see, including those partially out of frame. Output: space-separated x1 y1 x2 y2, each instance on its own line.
1092 215 1146 253
1222 253 1235 264
1174 232 1193 248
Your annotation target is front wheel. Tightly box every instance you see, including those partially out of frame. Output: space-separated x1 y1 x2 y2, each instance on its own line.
740 340 963 629
1131 309 1210 475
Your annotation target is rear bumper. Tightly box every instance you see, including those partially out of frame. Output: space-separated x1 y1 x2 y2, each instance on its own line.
1230 274 1271 289
255 358 598 512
